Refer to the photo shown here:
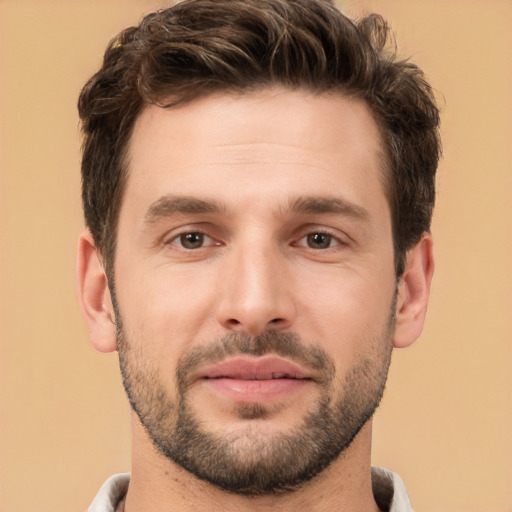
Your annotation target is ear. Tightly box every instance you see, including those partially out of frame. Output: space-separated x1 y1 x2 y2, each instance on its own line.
76 229 117 353
393 233 435 348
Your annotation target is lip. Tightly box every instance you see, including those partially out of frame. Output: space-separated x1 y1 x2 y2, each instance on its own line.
200 355 311 380
198 355 313 403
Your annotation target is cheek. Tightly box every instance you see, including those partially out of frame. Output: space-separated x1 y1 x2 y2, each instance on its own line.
115 263 219 355
295 267 395 366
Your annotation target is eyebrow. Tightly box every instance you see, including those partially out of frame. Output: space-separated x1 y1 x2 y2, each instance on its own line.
143 194 370 225
144 195 225 224
287 196 369 221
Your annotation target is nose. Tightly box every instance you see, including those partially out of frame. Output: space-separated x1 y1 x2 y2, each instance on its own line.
216 243 296 335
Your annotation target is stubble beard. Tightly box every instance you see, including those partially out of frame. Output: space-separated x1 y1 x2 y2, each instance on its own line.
115 306 395 496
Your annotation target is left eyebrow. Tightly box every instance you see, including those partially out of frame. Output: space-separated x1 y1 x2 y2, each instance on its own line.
287 196 370 221
144 195 226 225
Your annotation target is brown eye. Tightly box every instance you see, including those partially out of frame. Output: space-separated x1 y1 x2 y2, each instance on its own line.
306 233 333 249
179 232 204 249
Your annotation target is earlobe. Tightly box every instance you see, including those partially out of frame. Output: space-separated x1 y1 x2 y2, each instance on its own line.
76 229 117 353
393 233 435 349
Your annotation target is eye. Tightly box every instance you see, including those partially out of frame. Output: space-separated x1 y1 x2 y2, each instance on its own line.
307 232 337 249
170 232 216 250
296 232 342 250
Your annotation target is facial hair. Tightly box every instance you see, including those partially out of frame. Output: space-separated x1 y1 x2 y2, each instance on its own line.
115 304 395 496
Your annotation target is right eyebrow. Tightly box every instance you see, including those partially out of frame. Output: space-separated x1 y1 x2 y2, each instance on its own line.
144 195 226 225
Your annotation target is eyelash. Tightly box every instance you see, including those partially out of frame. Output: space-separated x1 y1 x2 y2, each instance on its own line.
166 230 219 250
164 228 346 252
294 230 344 250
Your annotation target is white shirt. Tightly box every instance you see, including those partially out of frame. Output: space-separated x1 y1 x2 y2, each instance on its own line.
88 467 413 512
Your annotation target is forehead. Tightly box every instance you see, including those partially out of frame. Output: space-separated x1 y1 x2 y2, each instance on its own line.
124 88 388 215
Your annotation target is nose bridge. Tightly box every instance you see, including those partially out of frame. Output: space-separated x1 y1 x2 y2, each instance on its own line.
217 234 295 334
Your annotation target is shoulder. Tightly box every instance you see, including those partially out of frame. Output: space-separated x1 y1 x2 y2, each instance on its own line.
87 473 130 512
371 467 413 512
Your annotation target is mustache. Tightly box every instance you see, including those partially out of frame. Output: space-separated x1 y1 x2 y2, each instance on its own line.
176 330 335 390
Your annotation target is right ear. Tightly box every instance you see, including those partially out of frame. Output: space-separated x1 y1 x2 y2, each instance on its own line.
76 229 117 353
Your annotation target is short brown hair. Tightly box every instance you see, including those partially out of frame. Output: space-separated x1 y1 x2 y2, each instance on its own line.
78 0 441 277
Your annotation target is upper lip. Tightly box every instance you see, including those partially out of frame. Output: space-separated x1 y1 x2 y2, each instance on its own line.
199 355 312 381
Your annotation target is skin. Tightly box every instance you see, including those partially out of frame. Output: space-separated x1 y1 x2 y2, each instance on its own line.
77 88 434 512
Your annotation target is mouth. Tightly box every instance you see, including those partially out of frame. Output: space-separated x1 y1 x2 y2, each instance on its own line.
201 354 311 379
211 372 300 380
198 355 313 403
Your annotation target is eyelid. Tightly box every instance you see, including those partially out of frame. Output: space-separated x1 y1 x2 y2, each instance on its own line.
162 225 222 250
293 227 348 248
174 233 214 249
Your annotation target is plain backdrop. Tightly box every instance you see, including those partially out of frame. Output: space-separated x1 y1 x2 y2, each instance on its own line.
0 1 511 511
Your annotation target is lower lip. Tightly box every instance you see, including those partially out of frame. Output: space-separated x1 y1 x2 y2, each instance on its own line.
203 378 310 403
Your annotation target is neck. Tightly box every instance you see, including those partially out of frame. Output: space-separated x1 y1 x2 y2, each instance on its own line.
124 416 380 512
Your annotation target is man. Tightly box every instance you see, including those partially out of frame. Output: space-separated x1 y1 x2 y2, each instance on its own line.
77 0 440 510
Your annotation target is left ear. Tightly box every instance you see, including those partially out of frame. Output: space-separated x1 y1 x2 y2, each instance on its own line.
393 233 435 348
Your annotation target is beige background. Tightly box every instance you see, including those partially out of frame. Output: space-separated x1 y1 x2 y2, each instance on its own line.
0 1 511 511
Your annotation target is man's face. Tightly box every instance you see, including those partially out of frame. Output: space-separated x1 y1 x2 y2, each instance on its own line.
113 88 397 494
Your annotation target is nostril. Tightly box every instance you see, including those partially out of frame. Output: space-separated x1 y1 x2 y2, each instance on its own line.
270 318 283 324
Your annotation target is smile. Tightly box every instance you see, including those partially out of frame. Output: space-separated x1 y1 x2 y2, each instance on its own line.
210 373 299 380
199 355 311 380
199 356 312 403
